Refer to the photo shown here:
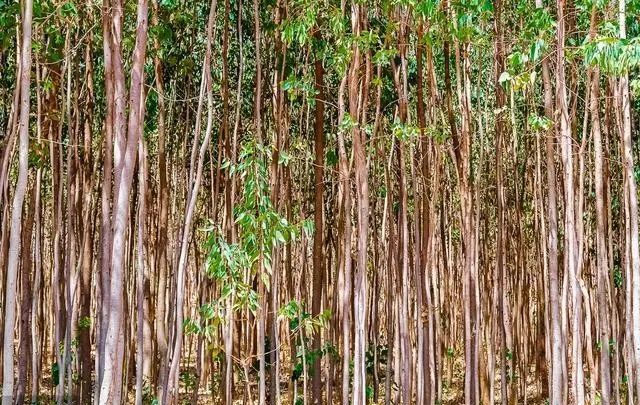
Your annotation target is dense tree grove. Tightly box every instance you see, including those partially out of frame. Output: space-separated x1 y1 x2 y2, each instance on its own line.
1 0 640 403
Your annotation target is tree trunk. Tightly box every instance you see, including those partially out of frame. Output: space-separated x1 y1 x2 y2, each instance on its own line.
1 0 33 401
311 32 326 405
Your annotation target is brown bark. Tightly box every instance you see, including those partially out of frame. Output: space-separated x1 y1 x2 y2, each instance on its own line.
311 30 326 405
16 179 36 405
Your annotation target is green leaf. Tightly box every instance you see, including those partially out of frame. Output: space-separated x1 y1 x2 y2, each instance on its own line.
530 38 545 62
160 0 178 8
498 71 512 85
60 1 77 17
278 151 291 166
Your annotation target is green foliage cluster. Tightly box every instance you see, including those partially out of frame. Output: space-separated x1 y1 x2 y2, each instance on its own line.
186 140 313 354
279 300 333 382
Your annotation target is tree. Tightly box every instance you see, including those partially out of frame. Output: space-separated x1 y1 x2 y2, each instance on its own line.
2 0 33 402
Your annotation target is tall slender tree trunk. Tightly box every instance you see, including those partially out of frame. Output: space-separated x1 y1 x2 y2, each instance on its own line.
97 0 114 397
350 4 369 404
311 33 326 405
151 0 171 397
556 1 583 403
589 12 611 405
78 16 96 402
536 0 563 402
135 126 149 405
1 0 33 402
16 178 36 405
336 73 352 405
493 3 511 403
617 0 640 397
30 71 43 395
99 0 149 401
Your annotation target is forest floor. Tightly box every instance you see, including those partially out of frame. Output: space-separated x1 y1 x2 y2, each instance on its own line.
439 356 547 405
27 355 549 404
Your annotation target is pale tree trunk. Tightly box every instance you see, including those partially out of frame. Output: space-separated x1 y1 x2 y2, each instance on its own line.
50 55 65 405
97 0 114 396
493 2 510 403
425 43 442 404
415 21 426 405
78 9 96 402
99 0 149 401
1 0 33 402
336 73 352 405
219 0 234 400
253 0 267 400
617 0 640 397
536 0 564 401
30 69 43 395
455 39 479 405
266 2 286 401
60 31 76 403
589 14 611 405
350 3 369 404
382 135 396 405
135 121 149 405
556 1 583 402
150 0 171 397
392 6 413 403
